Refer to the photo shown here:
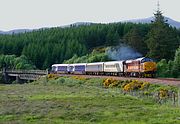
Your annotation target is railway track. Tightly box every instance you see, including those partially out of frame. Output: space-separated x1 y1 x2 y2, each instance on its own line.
57 74 180 87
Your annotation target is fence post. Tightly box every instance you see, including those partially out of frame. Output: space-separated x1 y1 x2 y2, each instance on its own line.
16 76 21 83
172 92 176 106
177 87 180 107
2 67 9 83
44 69 48 85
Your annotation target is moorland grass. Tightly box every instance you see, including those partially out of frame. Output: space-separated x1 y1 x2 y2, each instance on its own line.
0 77 180 124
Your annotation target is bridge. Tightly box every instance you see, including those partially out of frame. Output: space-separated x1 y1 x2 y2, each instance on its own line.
0 68 48 83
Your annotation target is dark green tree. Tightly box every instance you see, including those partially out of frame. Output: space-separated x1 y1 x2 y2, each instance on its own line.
172 46 180 77
124 27 147 55
145 9 179 60
106 30 119 45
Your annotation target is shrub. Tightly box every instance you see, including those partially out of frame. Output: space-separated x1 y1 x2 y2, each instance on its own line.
48 74 58 79
122 80 150 92
103 78 120 88
56 78 65 84
140 81 150 90
159 88 168 99
103 79 150 92
72 76 87 81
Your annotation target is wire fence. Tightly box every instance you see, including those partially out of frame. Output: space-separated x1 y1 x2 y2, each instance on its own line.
109 87 180 107
86 84 180 107
43 76 180 107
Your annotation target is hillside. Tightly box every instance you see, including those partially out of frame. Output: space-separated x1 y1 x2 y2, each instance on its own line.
0 23 150 69
0 29 32 35
122 16 180 29
0 16 179 35
0 22 93 35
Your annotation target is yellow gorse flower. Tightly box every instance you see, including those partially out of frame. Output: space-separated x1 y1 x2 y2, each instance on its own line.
103 78 150 91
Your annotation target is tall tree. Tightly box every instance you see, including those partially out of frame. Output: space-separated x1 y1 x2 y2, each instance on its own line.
106 30 119 46
145 9 179 61
123 27 147 55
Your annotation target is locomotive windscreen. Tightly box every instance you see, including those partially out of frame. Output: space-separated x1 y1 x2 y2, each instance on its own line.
52 66 57 71
141 58 153 63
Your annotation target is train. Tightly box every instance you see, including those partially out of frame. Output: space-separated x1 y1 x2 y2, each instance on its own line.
51 57 157 78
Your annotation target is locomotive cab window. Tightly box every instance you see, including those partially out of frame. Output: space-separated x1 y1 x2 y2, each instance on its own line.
141 58 153 63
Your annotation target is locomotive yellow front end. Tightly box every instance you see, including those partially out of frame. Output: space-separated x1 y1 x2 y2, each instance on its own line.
141 58 157 77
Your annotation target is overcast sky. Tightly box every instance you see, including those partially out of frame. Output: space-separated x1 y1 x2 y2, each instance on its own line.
0 0 179 31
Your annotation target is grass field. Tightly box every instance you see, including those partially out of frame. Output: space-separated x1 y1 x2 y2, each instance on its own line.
0 77 180 124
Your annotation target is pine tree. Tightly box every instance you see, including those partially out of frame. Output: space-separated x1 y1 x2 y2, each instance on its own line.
124 27 147 55
106 30 119 46
145 7 179 60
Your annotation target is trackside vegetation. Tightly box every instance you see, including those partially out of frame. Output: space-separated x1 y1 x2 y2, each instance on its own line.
0 54 35 70
63 49 109 64
0 76 180 124
156 46 180 78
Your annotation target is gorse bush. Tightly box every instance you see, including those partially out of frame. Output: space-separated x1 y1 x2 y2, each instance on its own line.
122 80 150 91
102 78 177 101
159 88 169 99
103 78 150 91
103 78 122 88
72 76 87 81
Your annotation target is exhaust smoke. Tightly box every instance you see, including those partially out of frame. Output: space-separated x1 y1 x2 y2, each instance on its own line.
106 44 142 60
